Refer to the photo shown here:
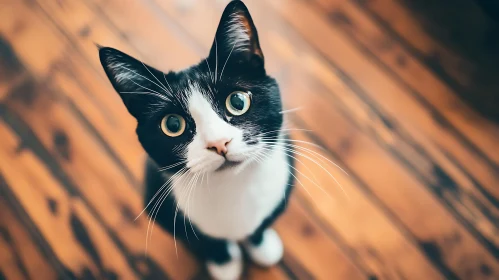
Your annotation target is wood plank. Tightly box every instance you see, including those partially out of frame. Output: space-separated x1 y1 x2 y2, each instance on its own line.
0 79 198 279
0 3 199 272
311 0 499 166
0 196 58 280
354 0 471 83
264 0 499 203
0 121 136 279
86 0 204 71
53 66 145 185
246 265 290 280
279 66 499 279
277 38 499 277
0 0 143 183
0 241 26 280
355 0 499 123
27 0 136 75
276 199 366 279
289 130 443 280
267 21 499 256
263 0 499 248
31 0 199 74
0 35 26 101
0 4 67 76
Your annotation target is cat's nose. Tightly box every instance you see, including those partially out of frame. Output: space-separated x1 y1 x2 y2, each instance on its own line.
207 138 232 156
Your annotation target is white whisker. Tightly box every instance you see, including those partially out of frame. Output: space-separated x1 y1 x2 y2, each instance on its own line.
260 137 325 151
182 174 193 243
182 172 197 243
121 76 166 98
219 39 237 81
261 140 349 176
288 166 314 201
172 171 192 257
279 107 302 114
119 65 169 95
186 172 200 240
261 142 349 199
137 166 185 222
162 72 174 93
120 91 170 102
259 145 329 199
260 145 321 188
173 200 181 256
151 170 189 238
214 38 219 83
141 62 170 94
158 160 187 171
256 128 312 137
205 58 214 83
137 180 168 222
145 168 187 254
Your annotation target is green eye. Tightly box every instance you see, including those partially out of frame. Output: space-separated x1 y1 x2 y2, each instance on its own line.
161 114 186 137
226 91 251 116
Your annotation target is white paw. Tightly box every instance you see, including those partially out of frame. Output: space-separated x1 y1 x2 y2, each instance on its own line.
206 242 243 280
244 228 283 267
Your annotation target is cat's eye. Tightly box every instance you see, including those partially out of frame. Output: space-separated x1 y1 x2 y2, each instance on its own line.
226 91 251 116
160 114 186 137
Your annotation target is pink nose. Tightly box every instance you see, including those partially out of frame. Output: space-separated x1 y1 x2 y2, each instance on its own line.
207 138 231 156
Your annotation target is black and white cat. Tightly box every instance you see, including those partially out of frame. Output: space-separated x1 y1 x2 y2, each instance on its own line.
99 1 293 279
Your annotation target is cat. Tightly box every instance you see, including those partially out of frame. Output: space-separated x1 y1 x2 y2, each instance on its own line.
98 1 294 279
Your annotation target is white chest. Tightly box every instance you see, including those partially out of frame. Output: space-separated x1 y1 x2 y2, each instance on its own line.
172 146 289 240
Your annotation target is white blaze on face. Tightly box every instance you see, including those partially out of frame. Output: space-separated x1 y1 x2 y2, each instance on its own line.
186 84 249 173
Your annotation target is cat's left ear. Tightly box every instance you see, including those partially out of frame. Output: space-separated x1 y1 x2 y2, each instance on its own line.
99 46 171 120
209 0 264 70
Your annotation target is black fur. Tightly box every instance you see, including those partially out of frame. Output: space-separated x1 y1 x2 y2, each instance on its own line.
99 0 293 265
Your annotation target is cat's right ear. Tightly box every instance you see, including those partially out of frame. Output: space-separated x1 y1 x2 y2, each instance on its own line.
208 0 264 71
99 46 171 120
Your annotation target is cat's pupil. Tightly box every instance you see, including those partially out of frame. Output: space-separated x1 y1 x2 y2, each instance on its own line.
166 115 181 132
230 93 245 111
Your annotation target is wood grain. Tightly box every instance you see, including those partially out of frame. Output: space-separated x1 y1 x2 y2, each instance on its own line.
0 195 57 280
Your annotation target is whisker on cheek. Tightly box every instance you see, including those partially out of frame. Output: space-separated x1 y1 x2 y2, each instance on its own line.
279 107 302 115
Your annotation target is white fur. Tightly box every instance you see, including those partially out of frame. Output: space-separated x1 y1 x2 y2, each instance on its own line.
184 85 245 173
244 228 283 266
109 62 138 84
206 242 242 280
226 13 250 52
172 85 289 240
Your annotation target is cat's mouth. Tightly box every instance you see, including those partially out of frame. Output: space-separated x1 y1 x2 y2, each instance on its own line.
216 159 243 172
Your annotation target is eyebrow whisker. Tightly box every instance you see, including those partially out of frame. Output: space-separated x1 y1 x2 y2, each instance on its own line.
119 65 170 95
141 62 172 94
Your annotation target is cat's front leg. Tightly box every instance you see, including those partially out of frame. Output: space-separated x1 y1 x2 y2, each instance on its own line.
196 238 242 280
244 228 283 267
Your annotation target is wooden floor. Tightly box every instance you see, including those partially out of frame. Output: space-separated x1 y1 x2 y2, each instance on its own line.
1 0 498 279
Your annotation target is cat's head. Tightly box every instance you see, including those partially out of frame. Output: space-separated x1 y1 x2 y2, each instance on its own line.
99 0 282 173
